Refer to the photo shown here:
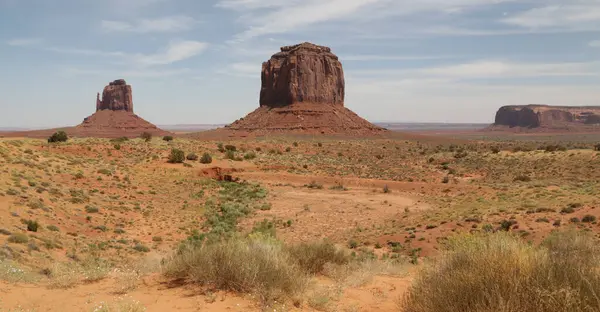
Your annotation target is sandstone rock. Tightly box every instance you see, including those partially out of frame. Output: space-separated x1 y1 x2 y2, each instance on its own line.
96 79 133 113
260 42 345 107
223 42 385 136
491 105 600 130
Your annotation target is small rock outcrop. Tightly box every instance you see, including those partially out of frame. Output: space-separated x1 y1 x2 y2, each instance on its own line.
260 43 345 108
96 79 134 113
223 42 385 136
490 105 600 131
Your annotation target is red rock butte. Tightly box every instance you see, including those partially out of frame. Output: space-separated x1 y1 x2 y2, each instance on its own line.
224 42 385 136
75 79 170 138
488 104 600 132
3 79 170 139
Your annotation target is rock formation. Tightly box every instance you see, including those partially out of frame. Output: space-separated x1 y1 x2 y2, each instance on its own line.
96 79 134 112
75 79 170 138
224 42 385 136
490 105 600 131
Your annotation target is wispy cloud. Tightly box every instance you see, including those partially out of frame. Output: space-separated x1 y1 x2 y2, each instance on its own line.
134 41 208 66
64 67 191 78
341 54 456 61
590 40 600 47
101 15 198 33
503 4 600 30
217 62 260 78
7 38 42 46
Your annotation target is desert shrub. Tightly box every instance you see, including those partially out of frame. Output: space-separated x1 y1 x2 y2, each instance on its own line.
306 181 323 189
110 137 129 143
7 233 28 244
47 131 68 143
441 176 450 184
140 132 152 142
402 230 600 312
133 244 150 252
47 225 60 232
490 146 500 154
561 206 575 214
97 169 112 176
287 241 349 274
293 142 298 147
168 149 185 163
26 220 39 232
85 205 99 213
225 145 237 151
200 153 213 164
162 135 174 142
113 144 121 150
383 184 391 193
164 235 308 303
244 152 256 160
595 143 600 151
224 150 235 160
186 153 198 161
513 175 531 182
582 215 597 223
217 143 225 152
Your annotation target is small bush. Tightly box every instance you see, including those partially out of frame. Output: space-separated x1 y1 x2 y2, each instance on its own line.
200 153 213 164
113 144 121 150
48 131 68 143
244 152 256 160
491 147 500 154
287 241 349 274
225 145 237 151
306 181 323 189
224 150 236 160
582 215 597 223
140 132 152 142
8 233 29 244
85 205 99 213
441 176 450 184
47 225 60 232
26 220 39 232
163 135 174 142
133 244 150 252
513 175 531 182
594 143 600 151
168 149 185 163
561 207 575 214
383 184 391 193
186 153 198 161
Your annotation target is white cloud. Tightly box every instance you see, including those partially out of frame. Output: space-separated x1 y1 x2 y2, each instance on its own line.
134 41 208 66
215 0 297 10
350 60 600 81
7 38 42 46
341 54 456 61
45 46 125 57
589 40 600 47
101 16 197 33
503 4 600 29
217 62 261 78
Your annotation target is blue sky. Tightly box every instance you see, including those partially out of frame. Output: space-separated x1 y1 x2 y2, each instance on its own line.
1 0 600 128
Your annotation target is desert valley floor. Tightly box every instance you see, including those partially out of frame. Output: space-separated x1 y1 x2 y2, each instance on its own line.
0 132 599 311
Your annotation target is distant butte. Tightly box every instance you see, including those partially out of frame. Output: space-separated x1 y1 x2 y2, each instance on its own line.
220 42 386 136
488 104 600 132
4 79 170 139
74 79 170 138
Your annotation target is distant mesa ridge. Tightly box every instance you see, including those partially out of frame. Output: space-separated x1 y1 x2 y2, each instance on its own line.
490 104 600 130
224 42 385 136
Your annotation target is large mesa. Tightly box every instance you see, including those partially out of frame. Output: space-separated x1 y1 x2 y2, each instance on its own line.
96 79 134 113
489 105 600 131
224 42 385 136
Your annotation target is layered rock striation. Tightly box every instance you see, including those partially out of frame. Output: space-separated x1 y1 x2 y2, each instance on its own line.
490 105 600 131
96 79 134 113
225 42 385 136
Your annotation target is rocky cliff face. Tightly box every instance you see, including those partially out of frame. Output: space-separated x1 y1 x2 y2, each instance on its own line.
260 42 345 108
493 105 600 129
221 43 384 136
96 79 133 113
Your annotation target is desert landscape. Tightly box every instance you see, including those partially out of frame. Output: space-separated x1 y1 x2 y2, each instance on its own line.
2 1 600 311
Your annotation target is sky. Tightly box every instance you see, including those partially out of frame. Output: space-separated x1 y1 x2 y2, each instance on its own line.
1 0 600 128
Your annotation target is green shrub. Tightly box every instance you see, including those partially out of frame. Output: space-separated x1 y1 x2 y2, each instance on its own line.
582 215 597 223
48 131 68 143
244 152 256 160
163 136 174 142
133 244 150 252
26 220 39 232
47 225 60 232
140 132 152 142
113 144 121 150
402 231 600 312
514 175 531 182
200 153 213 164
595 143 600 151
224 150 235 160
85 205 99 213
186 153 198 161
225 145 237 151
168 149 185 163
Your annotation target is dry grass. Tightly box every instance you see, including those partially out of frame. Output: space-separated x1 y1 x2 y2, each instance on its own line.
90 296 146 312
47 258 111 289
402 230 600 312
287 241 349 274
164 234 309 303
